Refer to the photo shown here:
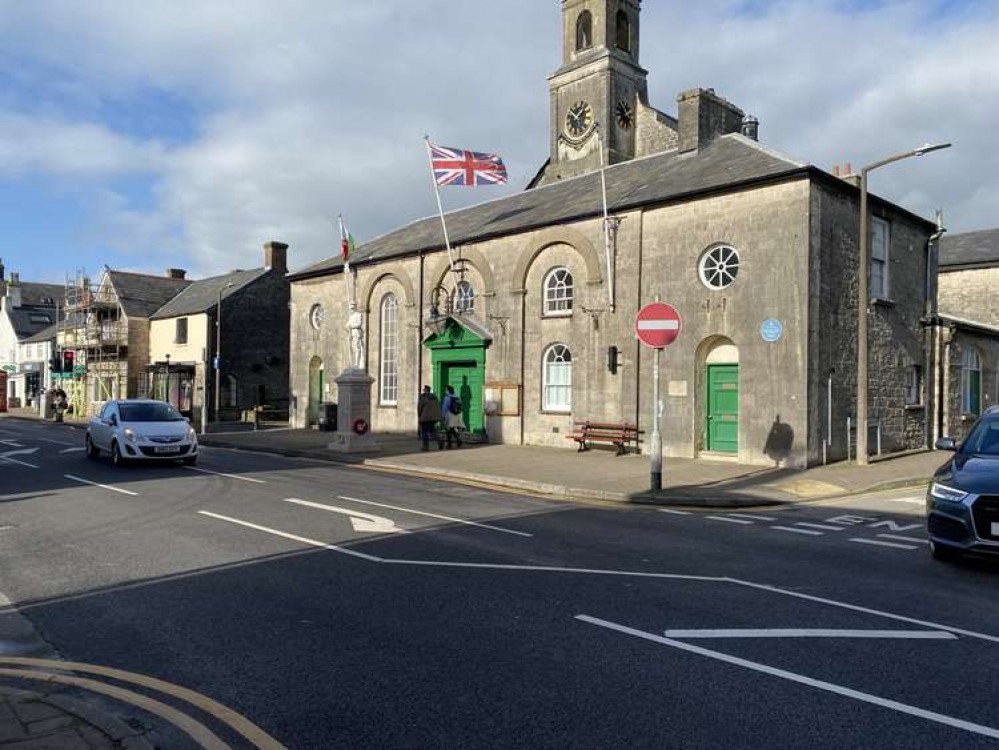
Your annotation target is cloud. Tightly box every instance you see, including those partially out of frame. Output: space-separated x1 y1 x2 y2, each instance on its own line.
0 0 996 278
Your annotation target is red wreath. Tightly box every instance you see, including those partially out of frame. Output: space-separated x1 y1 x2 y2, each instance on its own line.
352 418 370 436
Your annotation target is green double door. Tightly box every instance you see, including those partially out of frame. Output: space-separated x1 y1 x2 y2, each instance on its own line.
441 362 484 433
706 364 739 453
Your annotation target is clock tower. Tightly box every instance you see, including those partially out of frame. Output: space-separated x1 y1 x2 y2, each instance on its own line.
536 0 666 186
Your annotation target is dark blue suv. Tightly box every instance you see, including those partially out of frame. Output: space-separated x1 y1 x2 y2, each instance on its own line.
928 407 999 561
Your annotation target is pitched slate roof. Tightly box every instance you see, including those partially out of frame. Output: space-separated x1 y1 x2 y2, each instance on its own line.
150 268 269 320
939 229 999 270
289 134 809 281
23 322 58 343
8 307 58 340
107 271 192 318
18 282 64 306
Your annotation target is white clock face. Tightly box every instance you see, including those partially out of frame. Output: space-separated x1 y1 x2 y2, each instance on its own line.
309 304 325 330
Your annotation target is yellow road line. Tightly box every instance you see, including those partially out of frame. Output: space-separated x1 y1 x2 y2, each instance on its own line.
0 657 285 749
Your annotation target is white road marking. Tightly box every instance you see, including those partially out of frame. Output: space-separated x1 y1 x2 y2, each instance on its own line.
877 534 927 544
0 440 24 447
63 474 137 496
771 525 823 536
283 498 407 534
576 615 999 741
34 437 76 446
197 511 381 561
60 447 86 454
0 457 39 469
337 495 533 537
657 509 692 516
659 628 956 640
794 522 845 531
184 466 266 484
849 538 918 550
725 513 778 521
0 448 40 469
705 516 754 525
882 496 925 505
868 520 922 532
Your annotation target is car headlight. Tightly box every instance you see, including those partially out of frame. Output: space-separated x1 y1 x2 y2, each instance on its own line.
930 483 968 503
187 427 197 443
123 427 138 443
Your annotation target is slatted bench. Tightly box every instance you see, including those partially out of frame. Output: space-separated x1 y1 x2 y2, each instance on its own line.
567 421 643 456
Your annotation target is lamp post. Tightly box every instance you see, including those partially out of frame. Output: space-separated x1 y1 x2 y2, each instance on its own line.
214 282 234 425
164 354 171 407
856 142 950 465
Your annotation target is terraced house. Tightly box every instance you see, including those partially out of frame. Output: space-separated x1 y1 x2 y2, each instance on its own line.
287 0 939 468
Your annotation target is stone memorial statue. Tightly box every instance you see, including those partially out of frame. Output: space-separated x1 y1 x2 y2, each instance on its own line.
346 302 365 370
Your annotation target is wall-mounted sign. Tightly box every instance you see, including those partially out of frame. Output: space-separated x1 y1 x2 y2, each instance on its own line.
761 319 784 343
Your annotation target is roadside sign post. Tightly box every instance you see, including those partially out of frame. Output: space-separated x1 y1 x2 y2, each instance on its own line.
635 302 682 493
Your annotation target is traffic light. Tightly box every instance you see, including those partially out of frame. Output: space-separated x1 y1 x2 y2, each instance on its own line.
49 355 62 374
62 350 75 373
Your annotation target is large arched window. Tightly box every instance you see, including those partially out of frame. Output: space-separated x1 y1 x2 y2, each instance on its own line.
543 344 573 412
455 280 475 313
379 293 399 405
544 267 574 316
616 10 631 52
961 347 982 414
576 10 593 51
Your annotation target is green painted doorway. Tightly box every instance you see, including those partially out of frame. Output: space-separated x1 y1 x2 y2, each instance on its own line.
706 364 739 453
425 319 489 434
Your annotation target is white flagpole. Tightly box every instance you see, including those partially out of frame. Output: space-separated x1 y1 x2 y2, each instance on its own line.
337 215 355 308
424 136 459 282
596 127 615 312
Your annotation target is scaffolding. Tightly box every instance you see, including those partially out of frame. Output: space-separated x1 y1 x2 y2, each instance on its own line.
58 271 129 418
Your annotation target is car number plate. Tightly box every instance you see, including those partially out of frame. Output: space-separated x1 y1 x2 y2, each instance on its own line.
992 522 999 536
154 445 180 454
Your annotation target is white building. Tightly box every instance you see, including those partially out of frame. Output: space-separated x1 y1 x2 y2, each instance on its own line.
0 264 63 409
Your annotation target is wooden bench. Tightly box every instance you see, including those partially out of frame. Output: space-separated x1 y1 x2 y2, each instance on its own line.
566 420 643 456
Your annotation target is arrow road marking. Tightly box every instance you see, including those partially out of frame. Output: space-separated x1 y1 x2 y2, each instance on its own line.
284 498 407 534
0 448 40 469
577 615 999 740
659 628 956 640
0 440 24 447
337 495 534 537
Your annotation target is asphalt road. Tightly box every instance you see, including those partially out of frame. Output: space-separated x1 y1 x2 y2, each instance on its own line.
1 417 998 749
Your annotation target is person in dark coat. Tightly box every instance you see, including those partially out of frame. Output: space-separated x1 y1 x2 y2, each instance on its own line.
417 386 444 451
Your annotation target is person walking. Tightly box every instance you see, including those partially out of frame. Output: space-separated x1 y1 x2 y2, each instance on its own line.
442 385 465 449
417 385 443 451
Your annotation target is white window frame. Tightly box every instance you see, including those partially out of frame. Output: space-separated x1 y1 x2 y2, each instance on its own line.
543 267 574 317
961 347 981 414
870 217 890 301
698 245 740 290
379 294 399 406
904 366 920 406
455 280 475 313
542 343 573 413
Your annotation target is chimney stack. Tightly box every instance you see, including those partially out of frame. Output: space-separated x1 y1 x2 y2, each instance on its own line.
7 272 21 309
166 268 187 280
676 88 745 154
741 114 759 141
264 241 289 274
0 257 5 282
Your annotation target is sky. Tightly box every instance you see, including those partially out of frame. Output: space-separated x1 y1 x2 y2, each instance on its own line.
1 0 996 284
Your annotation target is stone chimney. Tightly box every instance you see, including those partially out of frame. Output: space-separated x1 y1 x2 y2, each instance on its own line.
7 272 21 308
264 241 289 274
741 114 760 141
676 88 745 154
166 268 187 280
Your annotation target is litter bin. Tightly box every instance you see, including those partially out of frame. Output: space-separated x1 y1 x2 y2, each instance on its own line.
318 403 338 432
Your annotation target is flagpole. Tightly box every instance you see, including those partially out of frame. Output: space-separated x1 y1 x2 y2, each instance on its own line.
424 136 459 282
337 215 355 308
596 127 616 312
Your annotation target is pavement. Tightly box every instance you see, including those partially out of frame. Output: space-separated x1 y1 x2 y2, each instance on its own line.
1 415 998 748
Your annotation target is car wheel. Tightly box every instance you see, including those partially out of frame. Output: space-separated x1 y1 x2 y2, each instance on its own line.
930 541 961 562
86 435 100 459
182 455 197 466
111 441 127 468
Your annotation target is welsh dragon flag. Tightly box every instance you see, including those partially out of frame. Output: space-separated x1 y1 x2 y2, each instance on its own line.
338 216 356 263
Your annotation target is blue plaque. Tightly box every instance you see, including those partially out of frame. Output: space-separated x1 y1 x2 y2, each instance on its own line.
761 319 783 343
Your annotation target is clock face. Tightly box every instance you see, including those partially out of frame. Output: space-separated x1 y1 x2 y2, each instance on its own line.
616 100 633 130
309 304 325 330
565 101 594 139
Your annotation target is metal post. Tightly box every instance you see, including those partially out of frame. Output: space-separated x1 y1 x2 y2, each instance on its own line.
857 171 870 465
214 288 222 424
651 347 663 492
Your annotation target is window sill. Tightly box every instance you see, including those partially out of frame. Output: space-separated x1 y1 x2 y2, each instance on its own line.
378 403 398 410
542 312 573 320
541 409 572 416
871 298 895 308
904 404 924 411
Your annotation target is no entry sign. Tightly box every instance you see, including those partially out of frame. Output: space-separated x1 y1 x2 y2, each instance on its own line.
635 302 682 349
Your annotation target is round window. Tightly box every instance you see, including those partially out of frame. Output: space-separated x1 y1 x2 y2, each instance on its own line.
698 245 740 290
309 304 325 330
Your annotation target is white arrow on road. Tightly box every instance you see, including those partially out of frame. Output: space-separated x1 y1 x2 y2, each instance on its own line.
0 447 40 468
283 498 407 534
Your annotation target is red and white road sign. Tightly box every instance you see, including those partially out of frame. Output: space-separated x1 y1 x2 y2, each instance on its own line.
635 302 682 348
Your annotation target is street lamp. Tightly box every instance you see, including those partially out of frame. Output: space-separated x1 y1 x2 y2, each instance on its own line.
856 142 951 465
425 285 452 338
214 282 235 424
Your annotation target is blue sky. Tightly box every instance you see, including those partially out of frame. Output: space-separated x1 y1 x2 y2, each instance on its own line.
1 0 996 284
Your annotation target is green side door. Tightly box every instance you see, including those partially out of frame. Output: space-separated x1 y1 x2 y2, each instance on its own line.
442 363 484 433
706 364 739 454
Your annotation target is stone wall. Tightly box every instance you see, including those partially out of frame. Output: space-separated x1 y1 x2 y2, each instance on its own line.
939 267 999 327
941 327 999 442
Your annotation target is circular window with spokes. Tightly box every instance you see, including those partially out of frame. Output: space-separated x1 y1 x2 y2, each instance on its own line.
698 245 741 290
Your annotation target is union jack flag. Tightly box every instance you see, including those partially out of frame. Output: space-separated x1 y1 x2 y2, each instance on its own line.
430 143 508 187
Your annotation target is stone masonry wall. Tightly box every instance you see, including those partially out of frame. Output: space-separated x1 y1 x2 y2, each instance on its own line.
939 267 999 327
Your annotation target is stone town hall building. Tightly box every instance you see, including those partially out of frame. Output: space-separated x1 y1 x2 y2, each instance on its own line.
288 0 937 468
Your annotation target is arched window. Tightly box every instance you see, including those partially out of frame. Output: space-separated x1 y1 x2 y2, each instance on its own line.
961 347 981 414
576 10 593 51
379 293 399 405
616 10 631 52
543 344 573 412
544 267 574 316
455 280 475 313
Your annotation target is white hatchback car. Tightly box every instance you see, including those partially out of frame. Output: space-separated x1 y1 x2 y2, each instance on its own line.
86 399 198 467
